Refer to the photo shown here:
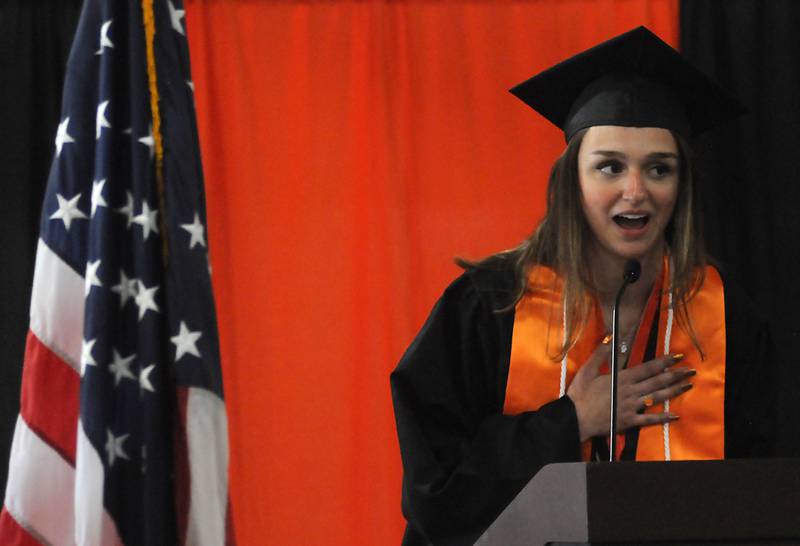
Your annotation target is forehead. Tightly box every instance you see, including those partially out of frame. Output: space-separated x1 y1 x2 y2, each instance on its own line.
579 125 678 156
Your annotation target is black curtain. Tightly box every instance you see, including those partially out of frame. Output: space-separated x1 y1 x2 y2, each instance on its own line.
0 0 83 497
681 1 800 455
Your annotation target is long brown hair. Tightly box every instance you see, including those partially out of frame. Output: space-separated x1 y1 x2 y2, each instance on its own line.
457 128 706 360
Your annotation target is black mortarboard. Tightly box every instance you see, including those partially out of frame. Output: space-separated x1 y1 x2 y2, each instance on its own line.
510 26 746 141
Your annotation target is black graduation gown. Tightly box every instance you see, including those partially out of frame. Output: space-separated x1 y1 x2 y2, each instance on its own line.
390 264 774 546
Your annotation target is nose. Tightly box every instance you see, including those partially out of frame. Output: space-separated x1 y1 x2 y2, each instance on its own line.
622 169 646 203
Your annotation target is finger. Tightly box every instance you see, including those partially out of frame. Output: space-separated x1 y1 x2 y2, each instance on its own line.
630 411 680 428
636 381 693 411
623 353 686 382
616 406 677 431
633 367 695 395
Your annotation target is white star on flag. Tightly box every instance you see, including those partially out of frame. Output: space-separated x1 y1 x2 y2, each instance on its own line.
167 1 185 35
133 201 159 240
138 124 155 159
91 179 108 217
85 260 103 296
114 191 135 228
111 270 138 308
108 349 137 386
139 364 156 393
96 100 111 139
180 213 206 249
55 117 75 157
170 321 202 362
186 80 195 107
50 193 88 231
96 19 114 55
134 281 160 321
105 429 129 467
81 338 98 375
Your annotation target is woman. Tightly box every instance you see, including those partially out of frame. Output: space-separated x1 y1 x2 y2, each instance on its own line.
390 27 773 545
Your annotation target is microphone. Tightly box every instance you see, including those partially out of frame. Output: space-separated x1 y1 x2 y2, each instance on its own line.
609 259 641 462
623 259 641 284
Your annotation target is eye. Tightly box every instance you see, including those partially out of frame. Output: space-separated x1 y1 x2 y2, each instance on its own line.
598 160 623 176
648 163 675 178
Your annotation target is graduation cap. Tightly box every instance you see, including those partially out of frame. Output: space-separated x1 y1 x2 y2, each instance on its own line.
510 26 746 141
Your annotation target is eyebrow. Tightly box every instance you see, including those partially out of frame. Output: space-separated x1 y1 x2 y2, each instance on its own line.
591 150 679 160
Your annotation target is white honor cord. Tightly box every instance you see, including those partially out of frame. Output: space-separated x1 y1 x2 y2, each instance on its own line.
662 289 675 461
559 303 568 397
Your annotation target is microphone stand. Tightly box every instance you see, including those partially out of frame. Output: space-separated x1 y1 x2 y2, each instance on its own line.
609 260 641 462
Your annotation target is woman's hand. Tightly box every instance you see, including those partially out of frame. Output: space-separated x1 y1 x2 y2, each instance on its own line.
566 343 694 442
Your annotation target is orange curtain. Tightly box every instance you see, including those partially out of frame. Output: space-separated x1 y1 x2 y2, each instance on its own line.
183 1 678 543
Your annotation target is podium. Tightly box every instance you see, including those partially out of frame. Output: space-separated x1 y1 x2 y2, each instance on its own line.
476 459 800 545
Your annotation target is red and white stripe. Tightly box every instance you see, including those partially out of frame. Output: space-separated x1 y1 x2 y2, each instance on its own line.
2 239 232 545
180 387 232 546
0 240 123 546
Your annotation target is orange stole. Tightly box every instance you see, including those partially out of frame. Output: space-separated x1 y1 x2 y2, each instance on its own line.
504 263 726 460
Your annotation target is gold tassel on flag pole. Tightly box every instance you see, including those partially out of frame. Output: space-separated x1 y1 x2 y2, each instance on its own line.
141 0 170 266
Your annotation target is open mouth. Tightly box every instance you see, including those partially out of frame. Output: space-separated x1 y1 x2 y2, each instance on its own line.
613 213 650 230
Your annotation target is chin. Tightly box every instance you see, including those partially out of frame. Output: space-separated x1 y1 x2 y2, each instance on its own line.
603 241 662 264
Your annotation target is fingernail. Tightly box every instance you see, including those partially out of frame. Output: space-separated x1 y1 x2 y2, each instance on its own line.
601 334 612 345
685 369 697 377
681 383 693 392
672 353 685 363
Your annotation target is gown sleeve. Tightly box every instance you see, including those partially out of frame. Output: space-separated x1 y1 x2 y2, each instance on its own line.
390 268 582 546
720 267 776 458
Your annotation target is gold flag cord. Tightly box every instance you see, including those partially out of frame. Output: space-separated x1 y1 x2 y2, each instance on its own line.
142 0 170 266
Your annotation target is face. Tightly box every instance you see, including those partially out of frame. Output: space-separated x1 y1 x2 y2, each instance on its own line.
577 125 679 266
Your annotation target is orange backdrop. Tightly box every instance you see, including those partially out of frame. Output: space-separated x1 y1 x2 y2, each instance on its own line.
183 1 678 543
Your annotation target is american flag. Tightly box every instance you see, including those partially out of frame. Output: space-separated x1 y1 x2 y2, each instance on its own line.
0 0 232 544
